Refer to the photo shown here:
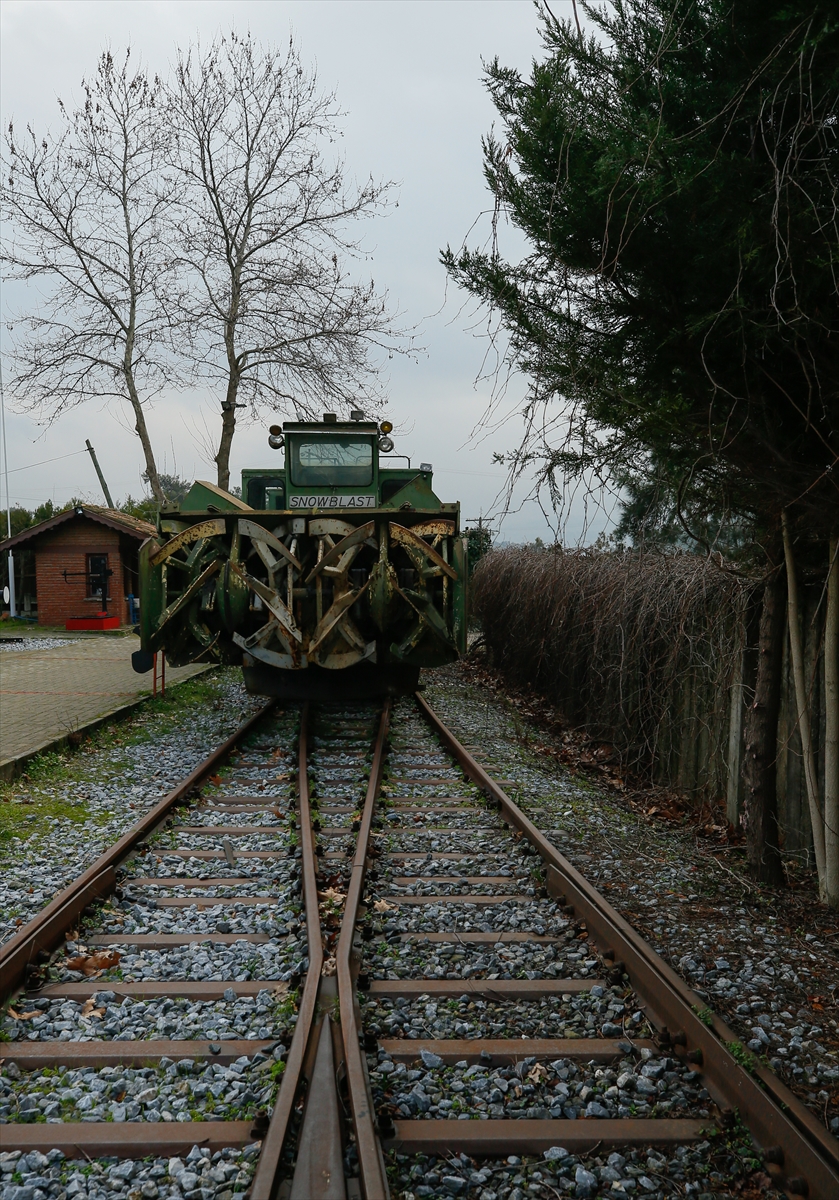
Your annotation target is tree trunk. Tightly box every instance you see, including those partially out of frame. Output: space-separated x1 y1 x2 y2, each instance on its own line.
825 537 839 908
124 372 165 504
215 373 240 493
742 567 786 886
782 511 827 891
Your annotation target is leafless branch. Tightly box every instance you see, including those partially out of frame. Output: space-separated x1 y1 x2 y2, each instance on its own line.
2 49 177 502
167 32 415 489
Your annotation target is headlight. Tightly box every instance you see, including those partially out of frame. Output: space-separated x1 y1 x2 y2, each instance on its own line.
268 433 284 450
378 435 394 453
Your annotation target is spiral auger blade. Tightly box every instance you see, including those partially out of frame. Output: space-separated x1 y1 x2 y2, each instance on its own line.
139 510 467 678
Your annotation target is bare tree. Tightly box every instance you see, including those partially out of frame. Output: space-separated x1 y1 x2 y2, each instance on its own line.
169 33 407 491
2 50 174 503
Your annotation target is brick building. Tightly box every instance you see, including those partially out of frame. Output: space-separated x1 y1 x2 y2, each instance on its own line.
0 506 155 627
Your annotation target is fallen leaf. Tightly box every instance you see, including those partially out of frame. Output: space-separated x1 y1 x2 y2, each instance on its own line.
65 950 121 976
373 899 397 913
321 956 337 977
8 1007 39 1021
80 997 105 1019
318 888 346 906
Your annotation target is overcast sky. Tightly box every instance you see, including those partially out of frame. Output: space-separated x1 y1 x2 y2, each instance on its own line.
1 0 611 544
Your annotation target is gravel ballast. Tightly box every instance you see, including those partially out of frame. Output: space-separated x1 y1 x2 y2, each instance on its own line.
0 1142 262 1200
2 662 836 1196
0 695 304 1198
0 637 79 653
423 665 839 1138
0 671 265 946
357 695 822 1199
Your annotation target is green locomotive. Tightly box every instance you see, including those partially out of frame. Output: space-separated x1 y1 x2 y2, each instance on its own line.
136 413 468 698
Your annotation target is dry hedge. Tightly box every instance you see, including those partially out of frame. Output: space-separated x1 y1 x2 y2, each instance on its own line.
473 546 753 796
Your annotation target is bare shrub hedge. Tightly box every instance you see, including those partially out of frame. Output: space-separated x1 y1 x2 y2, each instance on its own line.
472 546 752 797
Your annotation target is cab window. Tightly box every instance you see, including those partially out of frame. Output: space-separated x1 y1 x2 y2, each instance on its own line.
290 437 374 486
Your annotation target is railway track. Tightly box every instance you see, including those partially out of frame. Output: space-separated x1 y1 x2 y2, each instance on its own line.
1 692 838 1200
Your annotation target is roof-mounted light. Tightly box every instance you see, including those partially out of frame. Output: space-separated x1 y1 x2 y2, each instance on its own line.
323 412 338 424
380 420 393 435
350 409 365 422
420 463 432 472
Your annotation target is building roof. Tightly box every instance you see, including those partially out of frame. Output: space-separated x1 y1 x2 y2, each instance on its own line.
0 505 156 552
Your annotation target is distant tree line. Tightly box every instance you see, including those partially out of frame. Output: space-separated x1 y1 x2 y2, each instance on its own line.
4 473 193 538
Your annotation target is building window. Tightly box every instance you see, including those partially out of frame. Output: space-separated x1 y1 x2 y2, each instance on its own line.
87 554 111 599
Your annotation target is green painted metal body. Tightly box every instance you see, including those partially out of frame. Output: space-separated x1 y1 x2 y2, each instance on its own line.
138 419 467 695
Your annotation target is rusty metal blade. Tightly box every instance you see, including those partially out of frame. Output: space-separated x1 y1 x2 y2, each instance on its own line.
149 518 226 567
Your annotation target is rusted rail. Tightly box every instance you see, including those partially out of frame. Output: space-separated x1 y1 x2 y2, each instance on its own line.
336 702 391 1200
0 698 275 1003
250 701 322 1199
3 688 838 1200
416 691 839 1200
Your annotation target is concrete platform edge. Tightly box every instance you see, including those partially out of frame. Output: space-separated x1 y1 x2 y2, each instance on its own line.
0 665 215 782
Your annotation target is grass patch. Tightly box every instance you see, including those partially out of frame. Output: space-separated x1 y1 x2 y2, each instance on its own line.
0 667 236 859
727 1040 760 1075
0 790 91 853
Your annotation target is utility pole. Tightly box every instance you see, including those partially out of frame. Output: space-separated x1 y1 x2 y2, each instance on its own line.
0 354 15 618
85 440 115 508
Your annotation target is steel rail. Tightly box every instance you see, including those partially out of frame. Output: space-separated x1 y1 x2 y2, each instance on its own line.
416 692 839 1200
336 701 392 1200
250 701 321 1200
0 698 276 1003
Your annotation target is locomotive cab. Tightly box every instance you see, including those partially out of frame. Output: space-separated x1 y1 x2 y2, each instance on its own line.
238 416 442 514
138 413 468 700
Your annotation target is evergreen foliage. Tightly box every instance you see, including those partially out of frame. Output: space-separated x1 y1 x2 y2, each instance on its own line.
442 0 839 546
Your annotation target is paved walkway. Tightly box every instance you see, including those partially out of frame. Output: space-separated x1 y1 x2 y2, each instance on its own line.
0 634 209 768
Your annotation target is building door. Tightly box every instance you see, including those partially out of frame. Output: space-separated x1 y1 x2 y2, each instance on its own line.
87 553 111 601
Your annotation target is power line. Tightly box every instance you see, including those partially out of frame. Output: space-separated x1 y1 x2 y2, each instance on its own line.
6 449 88 474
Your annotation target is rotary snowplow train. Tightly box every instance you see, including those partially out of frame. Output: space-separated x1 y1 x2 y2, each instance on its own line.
135 413 468 699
